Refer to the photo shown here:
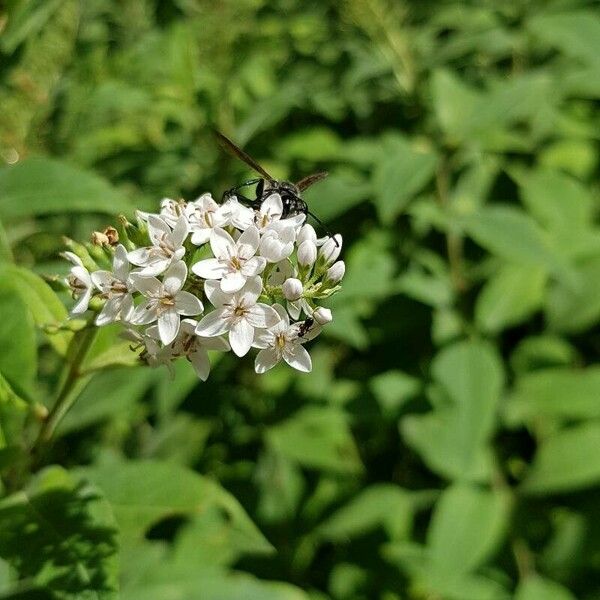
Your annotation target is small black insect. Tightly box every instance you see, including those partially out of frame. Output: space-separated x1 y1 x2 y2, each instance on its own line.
297 317 314 338
214 130 336 243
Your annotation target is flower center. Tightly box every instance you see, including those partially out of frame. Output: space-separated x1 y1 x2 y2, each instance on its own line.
275 334 286 350
68 275 87 294
229 256 243 271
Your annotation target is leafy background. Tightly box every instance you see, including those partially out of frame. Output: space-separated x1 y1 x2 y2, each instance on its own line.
1 0 600 598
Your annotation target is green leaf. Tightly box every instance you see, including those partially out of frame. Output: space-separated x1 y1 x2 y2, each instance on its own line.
463 206 568 278
431 70 480 143
0 287 37 398
528 11 600 68
402 340 504 482
0 372 28 448
0 157 132 220
316 484 432 542
0 218 12 263
372 135 437 223
475 264 547 333
523 423 600 494
0 0 63 53
266 407 363 474
426 484 510 575
121 567 309 600
546 255 600 332
0 466 119 599
504 367 600 426
0 264 71 355
78 459 272 553
370 371 421 414
303 168 370 221
515 575 576 600
518 168 594 234
56 368 155 436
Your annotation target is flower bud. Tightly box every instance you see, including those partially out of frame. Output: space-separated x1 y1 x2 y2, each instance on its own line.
297 224 317 245
282 278 303 301
313 307 333 325
318 234 342 266
91 231 110 246
325 260 345 284
297 240 317 266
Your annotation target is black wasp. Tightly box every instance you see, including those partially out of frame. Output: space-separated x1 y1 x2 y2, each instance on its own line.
214 130 336 242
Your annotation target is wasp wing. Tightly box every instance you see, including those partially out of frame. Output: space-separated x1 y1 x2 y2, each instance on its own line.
296 171 329 192
213 130 274 182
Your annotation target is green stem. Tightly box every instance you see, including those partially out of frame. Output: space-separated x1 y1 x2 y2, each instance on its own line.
31 325 98 454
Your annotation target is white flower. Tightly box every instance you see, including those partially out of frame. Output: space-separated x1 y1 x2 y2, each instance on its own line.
313 307 333 325
319 234 343 266
282 278 303 301
129 261 203 345
137 198 187 227
186 193 227 246
171 319 230 381
192 226 266 293
62 251 93 315
297 240 317 266
91 245 134 326
253 305 312 373
221 197 255 231
297 223 317 245
259 226 295 263
255 193 305 232
128 215 188 276
195 276 279 357
122 325 174 371
325 260 345 284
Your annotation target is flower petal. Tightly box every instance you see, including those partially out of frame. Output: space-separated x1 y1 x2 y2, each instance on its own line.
210 227 236 260
220 271 246 293
246 303 280 328
241 256 266 277
95 297 121 326
130 298 158 325
147 215 171 246
112 244 130 281
204 279 231 308
72 289 92 314
195 308 230 337
255 348 280 373
229 318 254 357
199 335 230 351
239 276 263 305
130 273 162 296
171 216 189 247
238 224 260 256
91 270 112 291
175 291 203 316
163 260 187 295
158 308 180 345
192 258 227 280
189 348 210 381
283 344 312 373
190 229 211 246
252 329 274 349
261 194 283 219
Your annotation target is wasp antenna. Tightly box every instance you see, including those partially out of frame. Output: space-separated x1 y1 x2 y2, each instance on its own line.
307 210 339 247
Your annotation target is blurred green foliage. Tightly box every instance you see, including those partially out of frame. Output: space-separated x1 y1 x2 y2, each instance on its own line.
1 0 600 598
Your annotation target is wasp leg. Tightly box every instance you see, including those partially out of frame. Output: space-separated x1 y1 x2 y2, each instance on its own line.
222 178 263 202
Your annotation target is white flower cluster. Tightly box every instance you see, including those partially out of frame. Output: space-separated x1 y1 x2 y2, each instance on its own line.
62 193 344 379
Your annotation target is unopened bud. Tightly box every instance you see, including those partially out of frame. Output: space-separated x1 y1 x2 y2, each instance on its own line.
91 231 110 246
313 307 333 325
325 260 345 284
297 224 317 245
282 278 303 301
104 226 119 245
318 234 342 266
297 240 317 266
